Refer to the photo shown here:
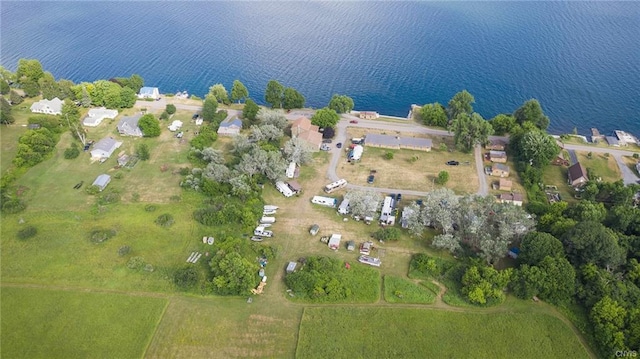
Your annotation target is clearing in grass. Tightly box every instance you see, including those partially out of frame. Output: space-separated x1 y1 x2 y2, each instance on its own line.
383 275 436 304
0 286 167 359
296 307 590 359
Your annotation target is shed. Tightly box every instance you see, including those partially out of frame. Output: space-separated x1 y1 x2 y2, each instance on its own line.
498 178 513 191
92 174 111 191
309 224 320 236
346 240 356 251
287 180 302 194
286 261 297 274
328 234 342 250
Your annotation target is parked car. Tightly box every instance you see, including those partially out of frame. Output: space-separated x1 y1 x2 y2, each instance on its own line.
367 175 375 184
446 160 460 166
320 144 331 151
349 120 359 124
396 193 402 202
322 139 332 144
175 131 184 138
336 143 342 149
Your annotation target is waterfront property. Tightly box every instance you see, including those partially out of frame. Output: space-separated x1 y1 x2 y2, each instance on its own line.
568 162 589 187
137 86 160 100
489 163 510 177
90 137 122 159
82 107 119 127
30 97 63 115
364 133 432 151
357 111 380 120
117 114 143 137
216 117 242 136
498 192 524 206
291 117 322 151
485 139 506 151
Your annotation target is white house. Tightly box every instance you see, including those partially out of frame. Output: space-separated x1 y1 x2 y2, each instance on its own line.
217 118 242 136
168 120 183 132
82 107 119 127
137 87 160 100
117 114 143 137
90 137 122 159
285 162 296 179
92 174 111 191
30 97 63 115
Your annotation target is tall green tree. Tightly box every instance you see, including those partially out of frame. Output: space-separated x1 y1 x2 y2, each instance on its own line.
519 232 565 266
311 107 340 128
119 87 137 108
488 114 517 135
242 98 260 123
231 80 249 103
21 78 40 98
283 87 305 110
57 79 76 100
9 90 23 105
201 95 219 122
38 72 60 100
264 80 284 108
0 80 9 95
208 83 229 104
461 265 512 305
420 103 448 127
449 112 493 153
62 99 86 144
515 129 559 167
0 96 14 124
590 296 628 357
514 99 549 130
138 114 161 137
447 90 474 120
563 221 625 269
16 59 44 84
327 94 354 114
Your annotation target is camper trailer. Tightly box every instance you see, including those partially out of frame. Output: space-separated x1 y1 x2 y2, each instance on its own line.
323 179 347 193
338 199 350 215
285 162 296 179
349 145 363 161
254 226 273 237
276 181 294 198
379 196 396 225
311 196 338 208
328 234 342 250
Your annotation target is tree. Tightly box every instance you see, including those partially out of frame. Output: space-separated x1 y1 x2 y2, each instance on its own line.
209 250 258 295
242 98 259 123
420 103 448 127
536 256 576 304
372 227 401 241
127 74 144 93
311 107 339 129
138 114 161 137
208 83 229 104
461 265 512 305
62 99 86 145
447 90 474 120
165 103 176 115
16 58 44 84
283 87 305 110
264 80 284 108
173 267 200 290
488 114 517 135
590 296 628 357
563 221 625 270
0 96 14 124
449 112 494 153
9 90 23 105
283 137 313 165
435 170 449 185
0 79 9 95
38 72 60 100
136 143 150 160
80 85 92 107
257 108 288 130
327 94 354 114
250 124 283 142
514 99 549 130
345 190 383 219
516 130 559 167
202 163 230 182
58 79 75 100
565 200 607 223
519 232 565 266
201 95 219 122
322 127 335 139
231 80 249 103
21 78 40 98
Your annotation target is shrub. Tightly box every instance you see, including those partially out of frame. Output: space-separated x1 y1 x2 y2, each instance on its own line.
169 195 181 202
17 225 37 240
89 228 117 243
155 213 175 227
604 152 610 158
179 167 191 175
384 151 394 160
173 267 200 290
439 143 448 152
159 111 169 120
633 153 639 159
64 144 80 159
372 227 401 241
435 170 449 185
127 256 145 270
136 143 150 161
165 104 176 114
97 190 120 205
118 245 131 256
131 193 140 202
144 204 157 212
144 264 154 272
113 172 123 179
2 198 26 214
85 185 100 195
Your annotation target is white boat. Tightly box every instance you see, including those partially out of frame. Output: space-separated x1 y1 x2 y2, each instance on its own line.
260 216 276 224
259 223 272 228
250 236 264 242
263 205 279 211
263 210 277 215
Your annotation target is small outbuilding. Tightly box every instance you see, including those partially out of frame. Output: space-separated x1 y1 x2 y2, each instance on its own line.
309 224 320 236
92 174 111 191
346 240 356 251
328 234 342 250
286 261 297 274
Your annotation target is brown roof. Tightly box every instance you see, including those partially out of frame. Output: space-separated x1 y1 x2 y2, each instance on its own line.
499 178 512 188
499 193 523 202
287 180 302 192
568 162 588 183
297 130 322 149
291 117 313 134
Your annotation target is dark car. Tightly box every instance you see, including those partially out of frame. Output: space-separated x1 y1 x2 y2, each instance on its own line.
336 143 342 149
396 193 402 202
367 175 375 184
446 160 460 166
349 120 359 124
322 139 332 144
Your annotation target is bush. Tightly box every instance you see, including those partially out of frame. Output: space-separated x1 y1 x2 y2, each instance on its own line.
439 143 448 151
17 225 37 240
2 198 26 214
179 167 190 176
64 144 80 159
165 104 176 114
136 143 150 161
118 245 131 256
173 267 200 290
384 151 394 160
633 153 639 159
144 264 154 272
85 185 100 195
372 227 401 241
89 228 117 243
159 111 169 120
97 190 120 205
144 204 157 212
127 256 145 270
435 170 449 185
113 172 123 179
155 213 175 227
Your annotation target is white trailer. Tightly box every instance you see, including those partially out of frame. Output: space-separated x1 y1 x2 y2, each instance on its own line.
312 196 337 208
254 226 273 237
285 162 296 178
323 179 347 193
260 216 276 224
349 145 363 161
276 181 294 197
379 196 396 225
338 199 350 215
328 234 342 250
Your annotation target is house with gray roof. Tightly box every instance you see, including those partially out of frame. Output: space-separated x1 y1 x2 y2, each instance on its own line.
117 114 143 137
137 87 160 100
30 97 63 115
92 174 111 191
217 117 243 136
489 163 510 177
83 107 119 127
605 136 620 147
365 133 432 151
90 137 122 159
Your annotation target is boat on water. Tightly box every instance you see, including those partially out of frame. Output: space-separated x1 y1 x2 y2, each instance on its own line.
250 236 264 242
263 205 279 211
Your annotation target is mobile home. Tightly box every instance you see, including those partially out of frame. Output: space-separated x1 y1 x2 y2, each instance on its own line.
311 196 338 208
276 181 294 197
338 199 350 215
349 145 364 161
324 179 347 193
285 162 296 179
379 196 396 225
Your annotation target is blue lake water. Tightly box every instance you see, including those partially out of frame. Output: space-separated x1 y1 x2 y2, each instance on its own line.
1 1 639 136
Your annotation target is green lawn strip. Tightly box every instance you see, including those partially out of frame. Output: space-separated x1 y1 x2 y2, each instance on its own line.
145 295 302 359
296 307 590 359
0 286 167 359
576 151 620 183
541 164 577 203
383 275 436 304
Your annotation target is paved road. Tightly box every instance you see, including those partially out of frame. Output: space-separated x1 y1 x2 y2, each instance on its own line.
562 143 639 184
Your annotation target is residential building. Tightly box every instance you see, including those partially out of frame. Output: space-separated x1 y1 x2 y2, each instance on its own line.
291 117 322 151
489 150 508 163
614 130 637 145
364 133 432 151
117 114 143 137
489 163 510 177
358 111 379 120
498 193 524 206
605 136 620 147
568 162 589 187
380 196 395 225
217 117 242 136
137 87 160 100
82 107 119 127
485 139 506 151
30 97 63 115
90 137 122 159
498 178 513 191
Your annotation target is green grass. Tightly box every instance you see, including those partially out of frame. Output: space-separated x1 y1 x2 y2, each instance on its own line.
296 307 590 359
0 286 167 359
576 151 621 183
542 164 578 204
383 275 436 304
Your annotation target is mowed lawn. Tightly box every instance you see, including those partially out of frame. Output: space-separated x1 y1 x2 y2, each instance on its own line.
576 151 621 183
1 286 167 359
296 307 590 359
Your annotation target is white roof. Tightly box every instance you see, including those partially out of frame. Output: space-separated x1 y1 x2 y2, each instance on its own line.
92 174 111 187
30 97 63 114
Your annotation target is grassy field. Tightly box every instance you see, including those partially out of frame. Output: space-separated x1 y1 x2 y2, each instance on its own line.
337 129 478 194
0 286 167 359
296 307 590 359
383 275 436 304
541 164 578 203
576 151 621 183
622 155 640 176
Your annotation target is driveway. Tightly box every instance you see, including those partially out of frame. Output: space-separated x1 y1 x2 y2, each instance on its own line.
613 154 640 185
